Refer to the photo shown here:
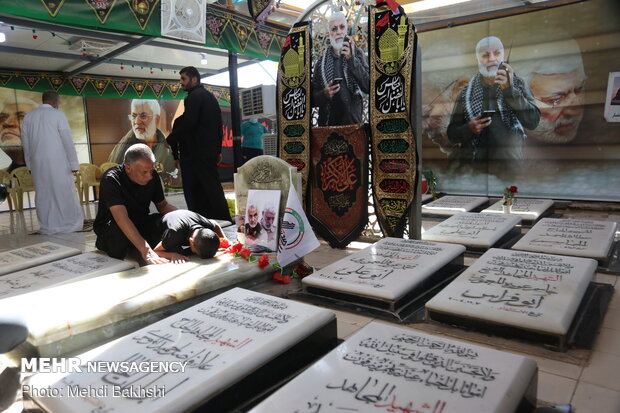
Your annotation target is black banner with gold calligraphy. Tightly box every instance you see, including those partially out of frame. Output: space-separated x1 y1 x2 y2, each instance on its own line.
309 124 368 248
248 0 273 22
369 3 417 237
277 23 312 197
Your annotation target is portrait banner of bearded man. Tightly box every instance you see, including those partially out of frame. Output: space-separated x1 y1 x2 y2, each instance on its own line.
108 99 175 173
0 94 38 171
447 35 540 163
514 38 586 144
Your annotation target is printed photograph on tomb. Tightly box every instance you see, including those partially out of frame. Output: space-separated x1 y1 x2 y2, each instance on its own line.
419 0 620 201
235 213 246 244
244 189 281 253
309 4 370 128
0 89 89 170
604 71 620 122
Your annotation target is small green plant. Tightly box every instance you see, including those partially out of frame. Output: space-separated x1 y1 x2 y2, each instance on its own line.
423 169 438 198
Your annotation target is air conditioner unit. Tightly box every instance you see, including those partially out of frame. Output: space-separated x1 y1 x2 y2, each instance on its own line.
241 85 276 118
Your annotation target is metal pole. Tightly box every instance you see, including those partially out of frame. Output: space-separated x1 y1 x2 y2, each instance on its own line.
409 37 422 240
228 51 242 171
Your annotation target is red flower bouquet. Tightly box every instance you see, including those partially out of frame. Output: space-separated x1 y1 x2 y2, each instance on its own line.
502 186 518 206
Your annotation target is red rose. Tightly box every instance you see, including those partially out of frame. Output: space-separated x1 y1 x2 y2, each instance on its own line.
226 242 243 254
273 272 291 284
294 263 312 278
239 248 252 259
509 186 518 193
219 238 230 249
258 255 270 269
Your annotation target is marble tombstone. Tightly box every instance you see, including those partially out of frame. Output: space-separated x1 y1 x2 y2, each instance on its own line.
421 212 521 251
301 238 465 316
0 252 133 300
481 198 554 224
0 242 81 276
27 288 335 413
250 321 538 413
3 255 274 359
511 218 617 264
422 196 489 216
426 248 597 349
234 155 302 220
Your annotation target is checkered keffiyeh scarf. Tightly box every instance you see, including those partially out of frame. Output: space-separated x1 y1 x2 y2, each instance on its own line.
463 73 525 136
320 48 363 97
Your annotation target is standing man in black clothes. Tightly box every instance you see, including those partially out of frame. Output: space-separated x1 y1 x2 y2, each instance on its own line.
94 143 180 265
153 209 227 260
166 66 232 222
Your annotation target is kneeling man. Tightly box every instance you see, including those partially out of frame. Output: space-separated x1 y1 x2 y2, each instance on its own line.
94 143 178 264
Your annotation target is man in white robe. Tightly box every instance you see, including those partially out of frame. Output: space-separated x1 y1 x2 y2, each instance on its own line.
21 91 83 234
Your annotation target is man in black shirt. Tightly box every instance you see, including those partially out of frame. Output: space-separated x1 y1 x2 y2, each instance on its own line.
153 209 226 259
94 143 178 264
166 66 231 222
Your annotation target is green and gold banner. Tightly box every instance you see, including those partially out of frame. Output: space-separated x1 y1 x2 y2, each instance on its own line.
369 3 417 236
277 22 311 196
0 70 232 104
0 3 288 61
1 0 160 36
205 5 287 59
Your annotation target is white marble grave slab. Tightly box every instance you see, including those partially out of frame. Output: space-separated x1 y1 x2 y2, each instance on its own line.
250 321 537 413
426 248 596 336
512 218 617 260
0 242 81 276
303 238 465 301
422 195 489 216
0 252 134 300
1 254 273 357
422 212 521 248
481 198 554 221
27 288 334 413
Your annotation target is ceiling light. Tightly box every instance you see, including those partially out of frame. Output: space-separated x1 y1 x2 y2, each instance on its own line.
200 53 208 65
0 32 5 43
403 0 471 14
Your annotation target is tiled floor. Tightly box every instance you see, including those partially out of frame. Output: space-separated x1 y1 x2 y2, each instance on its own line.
0 194 619 412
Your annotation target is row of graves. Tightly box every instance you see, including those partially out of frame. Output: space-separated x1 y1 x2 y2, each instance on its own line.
297 192 618 352
421 195 557 226
0 236 540 413
0 242 540 413
0 151 615 411
0 159 596 413
0 189 617 412
0 135 614 411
